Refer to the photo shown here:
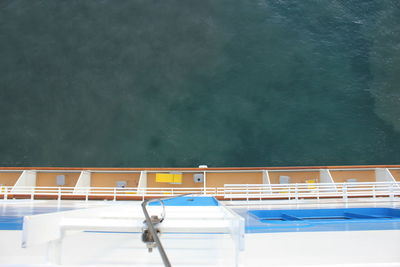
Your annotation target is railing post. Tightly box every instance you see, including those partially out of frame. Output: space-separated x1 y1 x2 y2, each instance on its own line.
373 184 376 199
113 188 116 202
4 186 8 200
31 187 35 200
85 188 89 202
295 184 298 202
58 187 61 201
343 184 347 202
390 183 394 201
246 185 249 202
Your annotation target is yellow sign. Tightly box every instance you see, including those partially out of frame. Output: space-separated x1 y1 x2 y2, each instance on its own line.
156 173 182 184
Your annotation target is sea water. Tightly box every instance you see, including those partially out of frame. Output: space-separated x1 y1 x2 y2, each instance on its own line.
0 1 399 167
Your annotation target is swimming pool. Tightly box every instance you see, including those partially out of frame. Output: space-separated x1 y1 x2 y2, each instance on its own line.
235 208 400 233
148 196 219 206
0 206 75 230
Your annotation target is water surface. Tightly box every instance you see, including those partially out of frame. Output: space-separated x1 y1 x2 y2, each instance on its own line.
0 1 399 167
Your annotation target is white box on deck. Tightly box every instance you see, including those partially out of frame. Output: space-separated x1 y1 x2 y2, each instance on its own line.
279 176 290 184
56 175 65 186
193 173 204 183
116 181 127 188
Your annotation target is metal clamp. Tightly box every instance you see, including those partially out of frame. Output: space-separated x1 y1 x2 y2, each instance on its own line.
141 194 191 267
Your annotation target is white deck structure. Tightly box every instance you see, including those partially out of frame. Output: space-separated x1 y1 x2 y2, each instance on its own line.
1 199 244 266
1 166 400 266
1 197 400 266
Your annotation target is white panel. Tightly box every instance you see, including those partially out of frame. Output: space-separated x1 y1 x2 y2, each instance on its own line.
219 204 245 253
136 171 147 194
73 171 91 194
320 169 338 192
11 170 37 192
262 170 269 184
376 168 396 182
22 205 238 248
262 170 272 193
22 206 117 247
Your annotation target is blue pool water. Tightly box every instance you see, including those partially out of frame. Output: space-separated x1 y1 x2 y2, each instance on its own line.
149 196 219 206
235 208 400 233
0 206 74 230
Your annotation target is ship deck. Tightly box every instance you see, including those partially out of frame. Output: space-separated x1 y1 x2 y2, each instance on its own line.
1 165 400 266
1 165 400 201
0 197 400 266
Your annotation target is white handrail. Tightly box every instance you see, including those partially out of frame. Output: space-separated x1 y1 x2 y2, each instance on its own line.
1 182 399 201
222 182 400 200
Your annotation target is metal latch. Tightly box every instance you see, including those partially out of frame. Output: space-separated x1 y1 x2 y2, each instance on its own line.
142 215 162 252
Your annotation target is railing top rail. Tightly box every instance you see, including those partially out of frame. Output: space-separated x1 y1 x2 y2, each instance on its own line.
2 164 400 172
2 182 399 190
225 181 399 187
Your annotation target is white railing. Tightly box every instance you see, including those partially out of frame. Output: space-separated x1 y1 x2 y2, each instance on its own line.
0 181 399 202
223 182 400 201
0 186 214 201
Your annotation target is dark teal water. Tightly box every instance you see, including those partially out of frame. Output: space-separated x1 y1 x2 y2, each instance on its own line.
0 1 399 167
